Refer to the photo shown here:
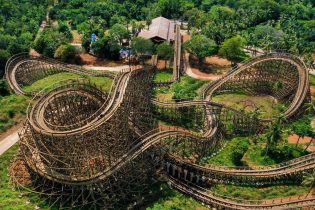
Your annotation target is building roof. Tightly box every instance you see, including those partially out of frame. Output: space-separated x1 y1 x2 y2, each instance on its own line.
138 17 175 42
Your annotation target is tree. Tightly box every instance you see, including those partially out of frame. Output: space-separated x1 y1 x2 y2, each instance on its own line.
109 24 129 46
54 44 78 62
58 21 73 41
183 8 206 32
33 28 68 57
219 35 247 65
184 35 217 65
291 120 310 147
302 169 315 197
157 0 181 19
91 36 120 60
130 37 154 62
0 49 10 77
156 42 173 68
0 80 10 96
264 115 285 157
251 25 286 51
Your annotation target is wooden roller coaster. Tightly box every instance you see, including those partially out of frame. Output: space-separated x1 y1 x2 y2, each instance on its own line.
5 52 314 209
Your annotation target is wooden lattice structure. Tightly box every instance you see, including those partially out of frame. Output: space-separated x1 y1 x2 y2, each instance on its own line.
5 52 315 209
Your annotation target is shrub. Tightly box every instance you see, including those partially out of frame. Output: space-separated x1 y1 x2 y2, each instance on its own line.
54 44 78 62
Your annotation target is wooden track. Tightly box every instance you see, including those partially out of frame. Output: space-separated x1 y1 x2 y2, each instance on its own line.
6 53 314 209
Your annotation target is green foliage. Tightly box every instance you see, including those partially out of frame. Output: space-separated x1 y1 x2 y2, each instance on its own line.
0 0 47 72
131 37 154 59
146 183 207 210
267 144 308 163
250 24 287 51
291 116 313 139
184 35 217 63
154 70 173 82
156 42 174 61
219 35 247 64
171 76 206 100
0 145 52 209
0 80 10 96
183 8 206 31
0 49 10 77
33 28 70 57
302 169 315 195
212 184 308 201
58 21 73 41
310 75 315 86
54 44 78 62
205 137 249 166
91 36 120 60
109 24 129 45
0 94 29 132
23 72 113 93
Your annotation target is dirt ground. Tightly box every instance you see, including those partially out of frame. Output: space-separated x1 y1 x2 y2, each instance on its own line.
80 53 125 66
157 59 170 70
288 134 314 152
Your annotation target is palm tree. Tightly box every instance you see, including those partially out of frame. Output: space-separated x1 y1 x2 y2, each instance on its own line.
302 169 315 197
304 131 315 152
264 114 285 157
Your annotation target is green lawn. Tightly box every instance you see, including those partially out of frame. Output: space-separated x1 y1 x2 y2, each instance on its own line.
154 76 208 100
0 73 112 133
310 75 315 86
204 137 249 167
154 70 173 82
0 145 51 210
212 184 308 201
146 183 207 210
23 72 113 93
212 93 285 119
0 95 29 132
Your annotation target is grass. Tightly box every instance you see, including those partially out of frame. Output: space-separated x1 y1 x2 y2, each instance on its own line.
146 183 207 210
154 70 173 82
0 145 51 210
154 76 207 100
212 184 308 201
212 93 285 119
23 72 113 93
310 75 315 86
0 95 29 132
204 137 249 167
0 73 112 133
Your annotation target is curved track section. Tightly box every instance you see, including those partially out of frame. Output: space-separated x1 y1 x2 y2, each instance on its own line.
203 53 310 120
7 53 314 209
5 53 117 96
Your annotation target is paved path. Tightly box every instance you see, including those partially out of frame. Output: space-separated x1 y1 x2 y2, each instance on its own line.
83 65 138 72
0 131 19 156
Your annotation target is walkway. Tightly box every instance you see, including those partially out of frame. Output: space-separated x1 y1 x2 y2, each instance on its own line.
83 65 132 72
0 131 19 156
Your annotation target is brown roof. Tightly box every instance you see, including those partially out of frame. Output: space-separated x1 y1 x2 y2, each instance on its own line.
138 17 175 42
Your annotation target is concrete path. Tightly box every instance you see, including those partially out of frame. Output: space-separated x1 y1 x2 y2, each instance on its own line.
0 131 19 156
83 65 139 72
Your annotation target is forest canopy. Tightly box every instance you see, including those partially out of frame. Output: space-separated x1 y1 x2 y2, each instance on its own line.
0 0 314 76
0 0 49 77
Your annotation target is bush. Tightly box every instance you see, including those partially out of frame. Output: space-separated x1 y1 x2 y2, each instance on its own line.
268 144 308 162
0 80 10 96
54 44 78 62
